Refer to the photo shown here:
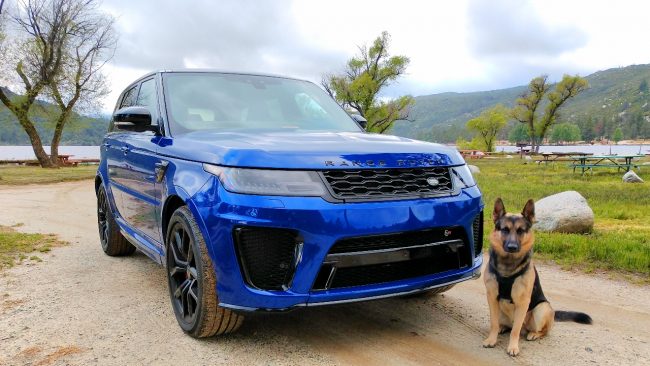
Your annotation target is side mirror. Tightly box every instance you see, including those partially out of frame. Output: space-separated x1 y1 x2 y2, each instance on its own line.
113 106 155 133
351 114 368 130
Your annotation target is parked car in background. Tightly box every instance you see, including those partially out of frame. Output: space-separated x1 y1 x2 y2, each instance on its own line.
96 70 484 337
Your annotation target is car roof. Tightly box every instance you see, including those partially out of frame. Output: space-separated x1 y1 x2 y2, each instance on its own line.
131 69 309 85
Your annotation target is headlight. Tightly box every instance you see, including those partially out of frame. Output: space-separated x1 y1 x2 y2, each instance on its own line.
451 164 477 188
203 164 326 196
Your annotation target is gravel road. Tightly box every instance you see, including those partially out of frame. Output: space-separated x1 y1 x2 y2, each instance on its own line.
0 180 648 365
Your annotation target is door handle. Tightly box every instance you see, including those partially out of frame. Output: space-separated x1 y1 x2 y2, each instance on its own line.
102 142 111 148
121 146 130 154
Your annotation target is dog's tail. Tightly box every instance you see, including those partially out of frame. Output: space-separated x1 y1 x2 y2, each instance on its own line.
554 310 592 324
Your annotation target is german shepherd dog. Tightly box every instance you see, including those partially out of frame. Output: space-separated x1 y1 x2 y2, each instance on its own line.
482 198 592 356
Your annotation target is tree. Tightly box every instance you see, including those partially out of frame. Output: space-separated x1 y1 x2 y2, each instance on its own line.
612 127 623 144
465 104 509 152
0 0 115 167
508 123 530 143
640 79 648 93
322 32 414 133
550 123 581 144
512 74 588 152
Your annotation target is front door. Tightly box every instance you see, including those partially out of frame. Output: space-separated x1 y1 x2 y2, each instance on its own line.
113 78 164 254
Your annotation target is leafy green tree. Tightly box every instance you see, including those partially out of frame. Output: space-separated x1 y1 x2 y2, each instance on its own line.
322 32 414 133
512 75 588 152
550 123 581 144
612 127 623 144
465 104 508 152
640 79 648 93
508 123 530 143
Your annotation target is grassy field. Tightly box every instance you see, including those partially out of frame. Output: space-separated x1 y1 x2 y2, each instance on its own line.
473 158 650 281
0 225 66 269
0 165 96 185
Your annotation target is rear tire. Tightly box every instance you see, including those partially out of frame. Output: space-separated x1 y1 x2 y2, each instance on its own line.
166 206 243 338
97 185 136 256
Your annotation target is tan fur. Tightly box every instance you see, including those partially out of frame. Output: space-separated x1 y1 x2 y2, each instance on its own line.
482 199 555 357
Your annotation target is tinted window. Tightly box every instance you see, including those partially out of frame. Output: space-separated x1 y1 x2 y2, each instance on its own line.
162 73 361 135
136 78 157 122
120 86 138 108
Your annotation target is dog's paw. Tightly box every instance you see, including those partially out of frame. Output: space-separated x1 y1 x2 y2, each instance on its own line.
482 337 497 348
506 344 520 357
526 332 542 341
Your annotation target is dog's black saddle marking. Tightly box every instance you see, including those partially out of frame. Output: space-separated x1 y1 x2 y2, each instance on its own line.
489 251 547 311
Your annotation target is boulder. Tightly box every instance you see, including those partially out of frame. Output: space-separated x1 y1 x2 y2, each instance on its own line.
534 191 594 233
468 165 480 174
525 155 533 161
622 171 644 183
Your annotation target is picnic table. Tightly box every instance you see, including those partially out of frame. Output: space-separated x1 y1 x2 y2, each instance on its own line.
569 154 645 175
536 152 593 165
459 150 485 159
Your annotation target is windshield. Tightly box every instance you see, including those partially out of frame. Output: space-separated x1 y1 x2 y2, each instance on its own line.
162 72 362 135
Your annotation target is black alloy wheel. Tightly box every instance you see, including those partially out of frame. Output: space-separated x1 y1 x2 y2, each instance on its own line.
165 206 243 337
168 222 200 324
96 185 135 256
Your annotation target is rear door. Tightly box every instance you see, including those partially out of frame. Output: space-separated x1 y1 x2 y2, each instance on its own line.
105 85 139 219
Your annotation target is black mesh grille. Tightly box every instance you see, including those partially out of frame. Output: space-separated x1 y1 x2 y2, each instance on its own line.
330 252 463 289
329 226 466 254
313 227 472 290
473 211 484 257
233 227 299 290
322 168 453 200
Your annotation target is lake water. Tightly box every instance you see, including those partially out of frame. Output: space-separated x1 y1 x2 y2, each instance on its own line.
0 146 100 160
0 144 648 161
495 144 650 155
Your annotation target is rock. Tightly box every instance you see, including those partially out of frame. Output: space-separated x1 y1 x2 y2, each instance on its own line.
525 155 532 161
622 171 644 183
468 165 480 174
505 155 514 159
534 191 594 233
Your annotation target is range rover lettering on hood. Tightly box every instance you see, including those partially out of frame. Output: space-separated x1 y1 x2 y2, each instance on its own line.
325 157 447 167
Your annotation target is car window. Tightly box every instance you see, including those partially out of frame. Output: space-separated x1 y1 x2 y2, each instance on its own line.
136 78 158 122
120 86 138 108
162 73 362 135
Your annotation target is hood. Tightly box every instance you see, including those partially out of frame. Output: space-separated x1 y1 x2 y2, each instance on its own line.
158 131 465 169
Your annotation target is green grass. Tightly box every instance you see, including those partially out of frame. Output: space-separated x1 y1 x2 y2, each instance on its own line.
473 158 650 280
0 165 96 185
0 226 65 269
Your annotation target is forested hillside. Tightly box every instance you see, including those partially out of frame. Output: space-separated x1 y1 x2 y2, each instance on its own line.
392 64 650 142
0 88 109 146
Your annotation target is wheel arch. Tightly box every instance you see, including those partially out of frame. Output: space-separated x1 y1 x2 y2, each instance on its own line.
161 194 186 241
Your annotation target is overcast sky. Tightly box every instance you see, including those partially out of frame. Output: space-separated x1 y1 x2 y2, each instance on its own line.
99 0 650 112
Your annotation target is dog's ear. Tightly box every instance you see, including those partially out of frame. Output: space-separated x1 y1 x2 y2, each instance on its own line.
522 199 535 224
493 198 506 224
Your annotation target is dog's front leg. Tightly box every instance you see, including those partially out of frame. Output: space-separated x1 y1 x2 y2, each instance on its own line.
507 296 530 356
482 281 501 347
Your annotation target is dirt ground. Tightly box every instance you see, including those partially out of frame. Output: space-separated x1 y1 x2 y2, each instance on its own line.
0 180 648 366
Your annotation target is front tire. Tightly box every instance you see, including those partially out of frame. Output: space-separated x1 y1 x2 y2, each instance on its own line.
166 206 243 337
97 185 136 256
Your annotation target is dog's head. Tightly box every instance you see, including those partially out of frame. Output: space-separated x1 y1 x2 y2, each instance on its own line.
490 198 535 255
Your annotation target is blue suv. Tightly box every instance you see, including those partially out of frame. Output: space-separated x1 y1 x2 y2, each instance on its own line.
96 70 484 337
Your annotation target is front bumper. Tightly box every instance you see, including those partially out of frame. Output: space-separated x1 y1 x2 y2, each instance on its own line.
191 176 483 311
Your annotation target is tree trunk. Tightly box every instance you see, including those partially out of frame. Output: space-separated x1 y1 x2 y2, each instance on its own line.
19 116 55 168
49 109 72 167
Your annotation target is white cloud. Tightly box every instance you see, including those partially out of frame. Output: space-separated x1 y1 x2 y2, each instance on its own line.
97 0 650 112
